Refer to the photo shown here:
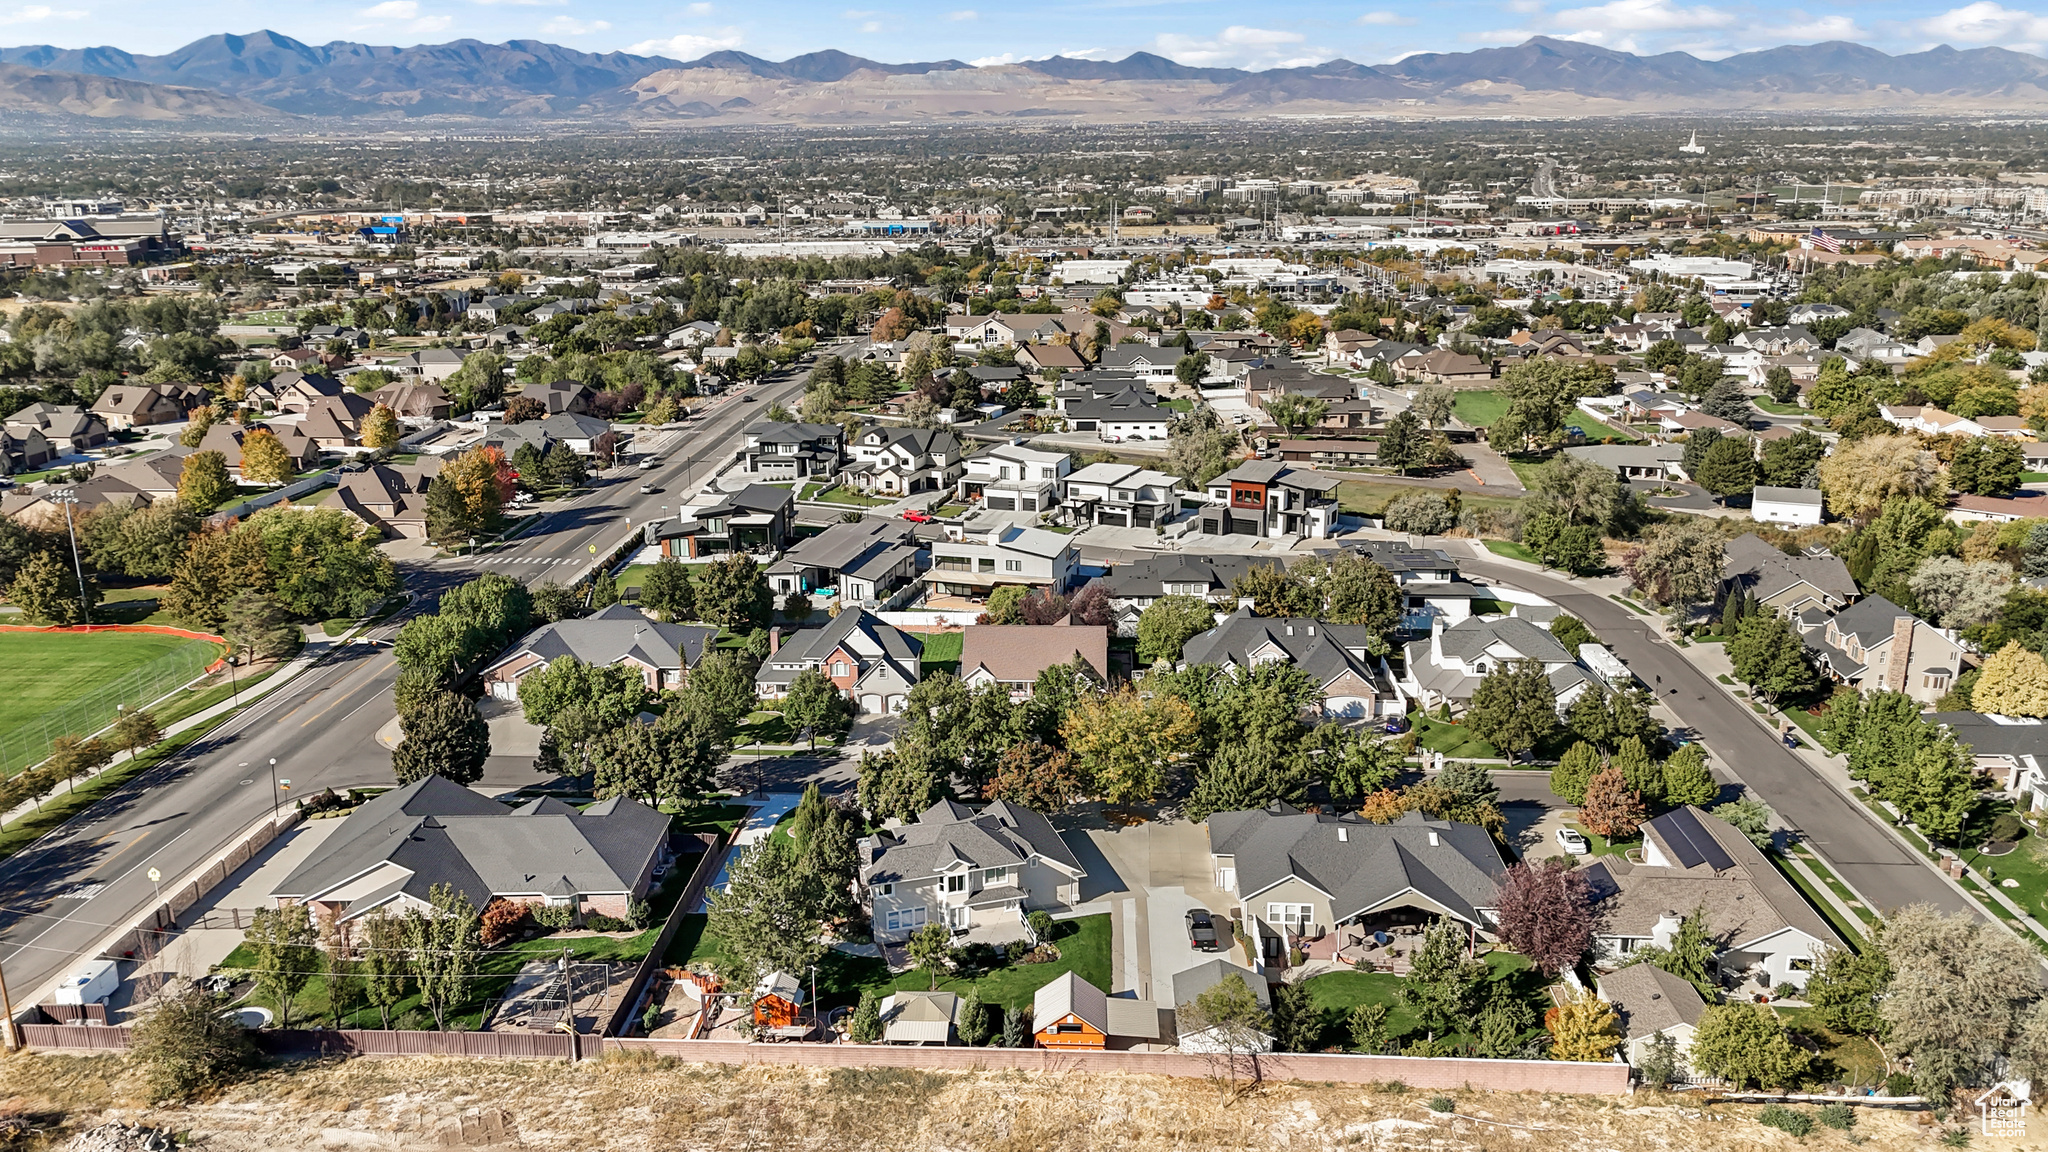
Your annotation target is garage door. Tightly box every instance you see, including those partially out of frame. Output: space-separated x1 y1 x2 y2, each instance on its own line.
987 496 1015 511
1229 515 1261 536
1324 697 1369 719
1099 510 1129 527
861 694 883 714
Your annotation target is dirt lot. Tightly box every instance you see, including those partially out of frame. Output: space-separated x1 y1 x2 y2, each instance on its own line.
0 1049 2000 1152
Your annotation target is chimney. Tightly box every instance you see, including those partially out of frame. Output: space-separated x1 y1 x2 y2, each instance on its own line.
769 626 781 655
1652 910 1683 950
1885 613 1914 694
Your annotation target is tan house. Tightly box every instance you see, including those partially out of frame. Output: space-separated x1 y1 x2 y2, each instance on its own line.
1794 593 1970 704
1720 534 1858 617
1207 804 1504 967
91 383 205 431
479 603 718 702
369 380 453 422
193 421 322 473
325 461 436 539
1392 348 1491 387
857 798 1086 941
1016 342 1087 374
959 623 1110 700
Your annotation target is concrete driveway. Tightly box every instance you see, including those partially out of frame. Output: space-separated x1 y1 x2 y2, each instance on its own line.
1058 816 1236 1003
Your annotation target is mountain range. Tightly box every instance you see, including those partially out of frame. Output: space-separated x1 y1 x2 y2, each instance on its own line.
7 31 2048 121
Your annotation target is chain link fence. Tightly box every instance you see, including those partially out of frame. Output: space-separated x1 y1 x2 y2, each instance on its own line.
0 637 224 777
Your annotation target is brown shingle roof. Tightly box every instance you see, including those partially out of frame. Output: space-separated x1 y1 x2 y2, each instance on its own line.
959 623 1109 685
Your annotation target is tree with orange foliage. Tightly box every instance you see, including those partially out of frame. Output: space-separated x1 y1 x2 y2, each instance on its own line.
1579 765 1647 840
872 307 916 343
1358 788 1412 823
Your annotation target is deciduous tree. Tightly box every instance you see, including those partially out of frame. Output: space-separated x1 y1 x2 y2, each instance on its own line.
1579 765 1647 839
1137 594 1216 665
1061 686 1200 808
1689 1003 1810 1089
404 883 480 1032
1974 640 2048 717
1466 660 1559 760
390 691 490 785
177 449 236 514
244 904 319 1029
361 403 400 450
1818 434 1941 519
238 427 295 486
696 552 772 629
1494 858 1598 976
1545 987 1621 1062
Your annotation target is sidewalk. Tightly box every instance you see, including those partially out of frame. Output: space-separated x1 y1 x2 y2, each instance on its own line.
0 622 364 834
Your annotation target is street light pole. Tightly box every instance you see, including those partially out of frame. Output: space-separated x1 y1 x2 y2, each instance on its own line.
52 492 89 625
268 757 280 822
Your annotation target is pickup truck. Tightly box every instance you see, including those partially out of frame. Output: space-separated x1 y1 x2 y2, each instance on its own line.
1185 909 1220 952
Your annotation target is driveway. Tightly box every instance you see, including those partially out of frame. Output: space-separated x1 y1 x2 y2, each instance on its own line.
1057 816 1235 1003
1452 545 1979 921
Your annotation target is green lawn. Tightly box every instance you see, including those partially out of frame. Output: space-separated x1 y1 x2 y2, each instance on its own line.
663 801 752 837
666 912 1113 1013
1451 390 1508 428
1752 397 1805 416
1567 411 1637 444
1407 712 1500 759
803 484 888 507
93 587 177 626
0 630 215 743
1767 851 1869 951
2024 472 2048 485
919 630 963 675
1483 540 1540 565
1962 825 2048 929
1777 1007 1886 1086
1300 952 1542 1051
1565 823 1639 859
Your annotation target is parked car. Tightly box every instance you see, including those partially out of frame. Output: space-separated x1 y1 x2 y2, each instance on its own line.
1185 909 1220 952
901 509 933 523
1556 827 1590 855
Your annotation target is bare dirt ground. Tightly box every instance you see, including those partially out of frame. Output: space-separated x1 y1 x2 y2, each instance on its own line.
0 1050 2004 1152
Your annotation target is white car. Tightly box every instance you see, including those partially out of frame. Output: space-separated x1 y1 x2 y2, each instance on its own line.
1556 827 1590 855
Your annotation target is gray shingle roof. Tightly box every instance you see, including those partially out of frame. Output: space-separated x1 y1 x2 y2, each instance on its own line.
486 603 714 676
756 607 921 689
1206 804 1505 926
1431 615 1573 665
1597 963 1707 1041
1179 610 1390 695
861 798 1083 886
1722 533 1857 604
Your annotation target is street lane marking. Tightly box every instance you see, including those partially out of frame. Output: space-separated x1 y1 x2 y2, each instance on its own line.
301 655 396 727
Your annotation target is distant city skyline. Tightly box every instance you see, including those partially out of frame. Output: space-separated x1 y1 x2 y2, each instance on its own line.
2 0 2042 71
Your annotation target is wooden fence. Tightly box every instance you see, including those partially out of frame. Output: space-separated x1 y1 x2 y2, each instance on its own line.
599 827 732 1038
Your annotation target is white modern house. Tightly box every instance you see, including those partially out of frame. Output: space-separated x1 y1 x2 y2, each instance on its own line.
1750 485 1824 526
1061 462 1184 530
925 525 1078 599
957 442 1070 513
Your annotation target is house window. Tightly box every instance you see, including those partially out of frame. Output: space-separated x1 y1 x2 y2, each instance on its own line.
1789 957 1813 971
1266 903 1312 930
878 883 893 895
983 867 1009 885
1005 559 1023 572
1055 1021 1084 1033
833 661 849 677
1924 674 1950 691
978 558 996 573
946 873 967 893
884 906 927 933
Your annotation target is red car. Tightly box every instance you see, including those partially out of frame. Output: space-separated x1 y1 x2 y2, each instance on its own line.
901 509 933 523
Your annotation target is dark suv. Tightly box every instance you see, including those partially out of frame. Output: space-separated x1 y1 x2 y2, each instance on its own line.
1185 909 1220 951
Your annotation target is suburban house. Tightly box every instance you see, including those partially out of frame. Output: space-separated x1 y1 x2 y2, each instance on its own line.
652 484 795 558
858 798 1087 940
296 392 378 450
1750 486 1824 527
1399 614 1596 715
1580 806 1844 993
1207 804 1505 967
392 348 467 382
925 525 1078 599
958 623 1111 700
1095 344 1183 385
1061 462 1184 530
1016 342 1086 374
957 442 1069 513
480 602 718 701
879 991 961 1045
1565 442 1688 483
271 372 345 413
1932 712 2048 809
763 519 924 604
740 421 845 480
1032 972 1160 1050
1393 348 1491 386
754 607 923 715
270 774 673 924
1197 460 1343 540
1352 539 1490 629
1062 387 1173 442
1948 491 2048 523
369 381 453 423
843 426 963 496
325 461 437 539
1597 963 1708 1072
5 403 108 455
90 383 204 430
1169 959 1273 1053
1881 404 2029 440
519 379 595 416
1794 594 1970 704
1180 609 1407 719
1100 553 1259 636
191 421 322 473
0 423 54 475
1721 534 1858 616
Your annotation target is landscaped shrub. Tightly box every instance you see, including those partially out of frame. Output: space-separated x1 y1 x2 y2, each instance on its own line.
1989 812 2026 845
1817 1103 1856 1131
479 899 534 946
534 904 574 931
585 913 629 933
625 898 652 931
1758 1105 1813 1137
1026 909 1054 941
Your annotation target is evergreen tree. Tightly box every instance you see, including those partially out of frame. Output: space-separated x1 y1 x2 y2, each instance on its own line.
390 691 491 785
1661 745 1719 807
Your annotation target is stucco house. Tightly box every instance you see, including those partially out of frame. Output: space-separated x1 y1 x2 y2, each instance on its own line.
1794 594 1969 704
858 798 1086 941
958 623 1110 700
1597 963 1708 1072
1398 614 1597 715
754 607 922 715
1179 609 1407 719
479 603 717 702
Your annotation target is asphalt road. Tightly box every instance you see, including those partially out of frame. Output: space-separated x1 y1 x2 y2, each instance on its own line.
0 348 823 1003
1455 551 1978 920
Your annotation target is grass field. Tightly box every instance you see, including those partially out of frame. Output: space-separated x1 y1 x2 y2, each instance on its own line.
1483 540 1540 565
919 630 963 675
668 911 1113 1013
1450 390 1508 428
1752 397 1805 416
0 630 208 741
1407 712 1500 759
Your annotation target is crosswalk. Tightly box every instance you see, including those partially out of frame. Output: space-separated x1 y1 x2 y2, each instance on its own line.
475 556 582 566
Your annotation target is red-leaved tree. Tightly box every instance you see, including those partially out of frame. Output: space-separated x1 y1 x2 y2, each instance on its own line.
1493 858 1599 977
1580 765 1648 840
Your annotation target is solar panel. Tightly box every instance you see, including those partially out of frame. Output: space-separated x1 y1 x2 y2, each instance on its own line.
1657 807 1734 871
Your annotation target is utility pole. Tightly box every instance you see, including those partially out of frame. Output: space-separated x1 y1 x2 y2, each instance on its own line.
0 950 16 1051
51 491 89 624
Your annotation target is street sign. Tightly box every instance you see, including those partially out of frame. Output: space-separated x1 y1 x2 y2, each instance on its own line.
146 868 160 884
279 779 292 790
588 545 597 553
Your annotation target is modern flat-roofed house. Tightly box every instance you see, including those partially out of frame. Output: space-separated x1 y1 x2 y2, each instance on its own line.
480 603 717 702
1180 609 1407 719
957 442 1069 512
652 484 794 558
764 519 924 604
1579 806 1843 994
925 524 1078 598
859 798 1086 940
1061 461 1184 530
1198 460 1342 540
1032 972 1159 1050
1793 594 1969 705
1399 613 1596 715
1750 485 1823 526
741 421 845 480
755 607 922 715
1597 963 1708 1072
1208 804 1504 967
959 623 1110 700
270 774 673 923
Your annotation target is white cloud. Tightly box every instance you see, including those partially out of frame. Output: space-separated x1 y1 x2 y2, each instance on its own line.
1734 12 1867 43
1060 46 1120 59
947 7 977 18
685 1 712 11
1502 0 1544 11
1151 25 1328 69
411 13 451 31
1911 2 2048 44
472 0 567 6
0 5 86 23
1461 27 1535 43
629 27 744 56
540 14 608 33
1356 10 1413 24
1552 0 1734 32
861 20 881 32
361 0 416 17
971 52 1016 65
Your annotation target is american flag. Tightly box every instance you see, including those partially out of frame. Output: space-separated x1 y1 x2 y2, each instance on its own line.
1809 228 1842 253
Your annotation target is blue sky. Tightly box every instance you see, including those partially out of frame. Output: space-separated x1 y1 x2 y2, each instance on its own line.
2 0 2041 68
